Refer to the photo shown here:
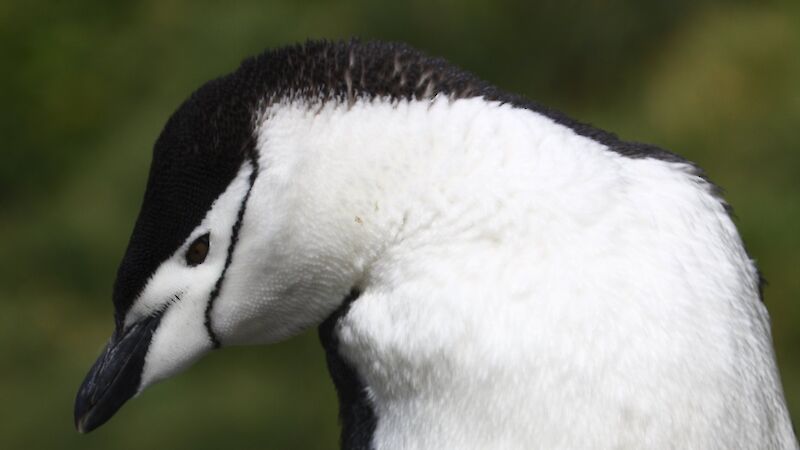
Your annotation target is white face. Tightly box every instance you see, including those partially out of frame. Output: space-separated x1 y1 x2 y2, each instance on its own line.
124 161 256 391
206 106 368 348
125 101 397 395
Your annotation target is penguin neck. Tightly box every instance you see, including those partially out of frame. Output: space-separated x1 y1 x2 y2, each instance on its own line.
253 95 594 277
255 95 617 449
241 94 795 449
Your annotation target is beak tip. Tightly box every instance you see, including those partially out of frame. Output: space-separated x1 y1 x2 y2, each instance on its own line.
74 383 94 433
74 400 94 434
75 418 87 434
74 312 162 435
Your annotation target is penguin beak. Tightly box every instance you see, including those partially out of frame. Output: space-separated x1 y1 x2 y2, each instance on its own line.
74 312 163 433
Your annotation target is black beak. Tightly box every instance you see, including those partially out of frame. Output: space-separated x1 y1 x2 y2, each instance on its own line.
74 312 163 433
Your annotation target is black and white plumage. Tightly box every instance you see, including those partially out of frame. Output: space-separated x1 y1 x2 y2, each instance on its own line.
75 40 798 449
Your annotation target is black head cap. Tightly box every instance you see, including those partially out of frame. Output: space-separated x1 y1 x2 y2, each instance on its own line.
111 73 257 323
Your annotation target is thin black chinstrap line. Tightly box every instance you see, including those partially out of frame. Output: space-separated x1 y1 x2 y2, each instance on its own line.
204 142 260 348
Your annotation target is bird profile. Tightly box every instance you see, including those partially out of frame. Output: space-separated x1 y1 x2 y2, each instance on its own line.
74 40 798 449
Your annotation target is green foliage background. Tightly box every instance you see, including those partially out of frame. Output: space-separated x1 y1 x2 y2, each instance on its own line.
1 1 798 448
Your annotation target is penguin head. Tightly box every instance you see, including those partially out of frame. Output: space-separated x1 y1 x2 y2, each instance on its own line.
74 42 374 432
73 71 265 432
74 39 494 434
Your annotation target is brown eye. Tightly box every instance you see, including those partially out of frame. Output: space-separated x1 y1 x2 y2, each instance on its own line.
185 233 210 266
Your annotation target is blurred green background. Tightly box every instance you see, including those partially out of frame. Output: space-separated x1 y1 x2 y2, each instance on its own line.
1 1 798 448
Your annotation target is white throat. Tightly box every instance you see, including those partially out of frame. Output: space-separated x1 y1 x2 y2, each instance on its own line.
212 96 795 449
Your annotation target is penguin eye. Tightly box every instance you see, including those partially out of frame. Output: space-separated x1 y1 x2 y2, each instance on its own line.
185 233 210 266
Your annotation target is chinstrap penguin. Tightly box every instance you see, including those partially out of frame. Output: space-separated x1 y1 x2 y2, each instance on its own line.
74 40 798 449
